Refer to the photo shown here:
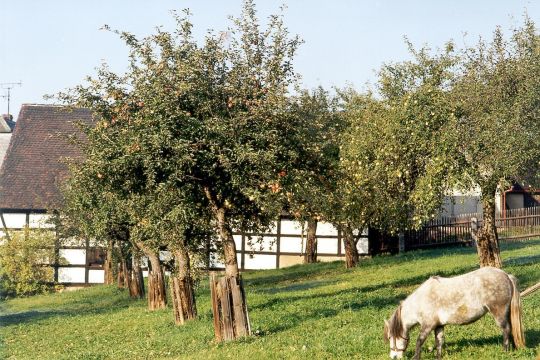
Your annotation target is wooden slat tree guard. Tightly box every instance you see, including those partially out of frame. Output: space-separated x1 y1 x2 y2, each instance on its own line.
148 269 167 310
210 273 251 341
170 276 197 325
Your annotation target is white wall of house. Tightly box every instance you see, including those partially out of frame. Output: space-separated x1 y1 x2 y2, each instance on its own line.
0 213 368 285
442 187 505 217
58 267 86 283
2 213 27 228
441 196 481 217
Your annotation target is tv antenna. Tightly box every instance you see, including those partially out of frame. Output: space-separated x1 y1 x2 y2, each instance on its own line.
0 81 22 117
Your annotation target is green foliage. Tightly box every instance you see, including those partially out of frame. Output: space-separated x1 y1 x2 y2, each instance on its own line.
280 87 343 222
55 3 540 271
333 91 387 230
60 165 129 247
340 42 458 232
451 18 540 195
58 1 303 262
341 18 540 233
0 229 57 297
1 241 539 359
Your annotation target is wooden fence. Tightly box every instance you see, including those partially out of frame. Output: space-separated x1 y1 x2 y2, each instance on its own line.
405 206 540 249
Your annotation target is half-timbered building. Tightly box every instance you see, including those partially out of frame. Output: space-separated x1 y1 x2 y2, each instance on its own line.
0 104 102 285
0 104 369 285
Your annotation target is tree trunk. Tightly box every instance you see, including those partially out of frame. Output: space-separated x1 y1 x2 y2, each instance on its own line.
170 247 197 325
129 255 145 299
215 208 240 278
147 252 167 310
116 245 130 290
304 218 318 264
117 261 125 288
206 198 250 341
210 273 251 342
477 190 503 268
103 240 114 285
343 225 359 268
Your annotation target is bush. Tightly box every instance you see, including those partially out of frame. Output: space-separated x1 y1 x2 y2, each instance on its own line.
0 228 57 297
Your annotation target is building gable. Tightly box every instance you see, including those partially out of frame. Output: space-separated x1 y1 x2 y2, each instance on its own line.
0 105 93 211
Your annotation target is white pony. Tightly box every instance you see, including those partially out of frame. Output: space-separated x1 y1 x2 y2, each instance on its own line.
383 267 525 359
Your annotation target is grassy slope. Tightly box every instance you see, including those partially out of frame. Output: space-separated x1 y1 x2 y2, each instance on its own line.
1 241 540 360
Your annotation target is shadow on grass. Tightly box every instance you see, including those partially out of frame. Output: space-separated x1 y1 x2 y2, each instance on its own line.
447 328 540 349
258 279 337 295
245 261 345 288
0 291 134 327
258 280 336 295
525 328 540 349
246 239 540 294
263 306 341 334
249 252 540 336
0 310 68 326
369 238 540 270
253 263 477 302
505 254 540 267
500 238 540 251
249 264 482 334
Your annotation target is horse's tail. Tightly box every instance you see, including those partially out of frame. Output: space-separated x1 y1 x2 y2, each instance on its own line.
508 274 526 349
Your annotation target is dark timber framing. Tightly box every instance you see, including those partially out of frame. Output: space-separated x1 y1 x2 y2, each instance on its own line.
227 216 369 270
1 211 369 285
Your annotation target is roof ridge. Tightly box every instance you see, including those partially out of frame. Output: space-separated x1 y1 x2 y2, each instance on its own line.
21 103 68 107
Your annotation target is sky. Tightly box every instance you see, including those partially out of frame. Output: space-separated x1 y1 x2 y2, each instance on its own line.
1 0 540 119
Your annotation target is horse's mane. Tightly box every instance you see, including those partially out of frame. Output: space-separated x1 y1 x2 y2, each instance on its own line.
384 304 404 342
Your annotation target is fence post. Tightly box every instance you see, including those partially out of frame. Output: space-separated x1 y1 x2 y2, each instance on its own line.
398 232 405 253
470 217 478 247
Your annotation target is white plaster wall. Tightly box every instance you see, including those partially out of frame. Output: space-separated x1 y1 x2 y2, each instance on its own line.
233 234 242 249
244 254 276 270
316 222 338 236
58 267 85 283
59 249 86 265
280 220 305 235
2 213 26 228
279 236 304 253
29 214 54 229
62 237 85 247
441 196 481 217
340 231 369 255
317 238 338 254
88 270 105 284
142 270 171 278
208 253 242 269
246 235 277 252
357 238 369 255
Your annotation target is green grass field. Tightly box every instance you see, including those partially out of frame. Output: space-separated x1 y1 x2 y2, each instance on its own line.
1 241 540 360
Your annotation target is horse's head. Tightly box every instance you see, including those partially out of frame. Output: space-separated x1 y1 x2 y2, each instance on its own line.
384 305 409 359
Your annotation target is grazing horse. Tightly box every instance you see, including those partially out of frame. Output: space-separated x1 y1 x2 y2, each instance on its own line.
383 267 525 359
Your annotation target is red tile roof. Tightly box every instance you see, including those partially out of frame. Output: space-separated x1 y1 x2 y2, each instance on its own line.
0 105 94 210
